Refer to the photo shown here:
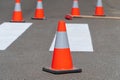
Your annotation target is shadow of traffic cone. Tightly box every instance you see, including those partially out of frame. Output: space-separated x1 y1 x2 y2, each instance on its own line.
94 0 105 16
32 0 46 20
43 20 82 74
71 0 80 16
10 0 25 22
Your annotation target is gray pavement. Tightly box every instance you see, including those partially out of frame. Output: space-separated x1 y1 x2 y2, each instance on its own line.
0 0 120 80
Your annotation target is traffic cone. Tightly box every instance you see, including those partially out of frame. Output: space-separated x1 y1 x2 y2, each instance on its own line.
32 0 46 20
71 0 80 16
42 20 82 74
10 0 25 22
94 0 105 16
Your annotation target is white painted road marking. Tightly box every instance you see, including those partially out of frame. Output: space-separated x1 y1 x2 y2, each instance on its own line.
0 22 32 50
49 23 93 52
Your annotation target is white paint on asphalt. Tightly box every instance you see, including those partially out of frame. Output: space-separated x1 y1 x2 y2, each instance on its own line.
49 23 93 52
0 22 32 50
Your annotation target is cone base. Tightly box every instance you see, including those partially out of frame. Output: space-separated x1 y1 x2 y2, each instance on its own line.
42 67 82 74
10 20 25 23
31 17 47 20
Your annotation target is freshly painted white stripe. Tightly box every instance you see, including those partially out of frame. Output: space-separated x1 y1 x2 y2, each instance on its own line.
15 3 21 11
73 1 79 8
97 0 102 7
55 32 69 48
37 2 43 9
0 22 32 50
49 24 93 52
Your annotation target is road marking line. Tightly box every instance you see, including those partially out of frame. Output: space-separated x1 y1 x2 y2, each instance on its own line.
49 23 93 52
0 22 32 50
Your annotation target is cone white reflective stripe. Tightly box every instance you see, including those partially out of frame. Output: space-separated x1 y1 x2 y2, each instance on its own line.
14 3 21 11
55 32 69 48
73 0 79 8
36 1 43 9
96 0 103 7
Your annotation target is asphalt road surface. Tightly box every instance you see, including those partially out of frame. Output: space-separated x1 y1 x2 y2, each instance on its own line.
0 0 120 80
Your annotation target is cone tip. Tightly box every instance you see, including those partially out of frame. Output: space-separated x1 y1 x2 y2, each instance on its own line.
57 20 66 32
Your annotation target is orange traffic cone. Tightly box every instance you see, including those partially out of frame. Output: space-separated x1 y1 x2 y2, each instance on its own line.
43 20 82 74
32 0 46 20
71 0 80 16
94 0 105 16
10 0 25 22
